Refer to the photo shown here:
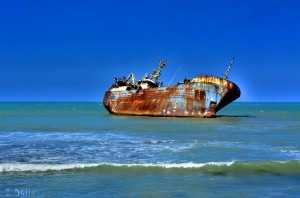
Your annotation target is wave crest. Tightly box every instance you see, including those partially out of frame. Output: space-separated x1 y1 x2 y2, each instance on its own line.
1 161 300 175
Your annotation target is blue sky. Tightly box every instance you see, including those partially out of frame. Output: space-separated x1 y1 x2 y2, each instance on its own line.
1 0 299 102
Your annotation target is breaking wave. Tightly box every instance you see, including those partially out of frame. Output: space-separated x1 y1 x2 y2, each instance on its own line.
1 161 300 175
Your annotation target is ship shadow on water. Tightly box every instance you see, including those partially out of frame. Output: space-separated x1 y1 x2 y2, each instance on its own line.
104 113 256 119
215 115 256 118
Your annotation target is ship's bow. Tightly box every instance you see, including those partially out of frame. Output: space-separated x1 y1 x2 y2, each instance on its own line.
191 76 241 115
215 81 240 113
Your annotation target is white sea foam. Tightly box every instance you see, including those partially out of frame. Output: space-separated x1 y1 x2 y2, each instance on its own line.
280 149 300 159
0 161 235 172
148 140 175 144
0 163 100 172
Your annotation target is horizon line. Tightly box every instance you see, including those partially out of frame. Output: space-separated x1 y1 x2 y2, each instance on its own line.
0 101 299 103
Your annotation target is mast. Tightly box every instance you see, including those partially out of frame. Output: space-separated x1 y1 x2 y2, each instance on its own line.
151 60 167 81
223 57 234 79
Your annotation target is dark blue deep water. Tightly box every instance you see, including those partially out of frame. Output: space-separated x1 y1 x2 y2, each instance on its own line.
0 102 300 197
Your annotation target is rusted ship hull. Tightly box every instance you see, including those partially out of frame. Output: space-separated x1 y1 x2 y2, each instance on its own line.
104 76 240 118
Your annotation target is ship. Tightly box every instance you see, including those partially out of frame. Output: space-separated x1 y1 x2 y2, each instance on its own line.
103 58 241 118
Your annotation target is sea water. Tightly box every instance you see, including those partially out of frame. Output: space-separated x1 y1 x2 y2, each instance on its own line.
0 102 299 197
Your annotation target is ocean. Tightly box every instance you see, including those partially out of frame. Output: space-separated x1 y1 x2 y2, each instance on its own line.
0 102 299 197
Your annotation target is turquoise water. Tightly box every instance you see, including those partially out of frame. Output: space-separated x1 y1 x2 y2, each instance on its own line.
0 102 300 197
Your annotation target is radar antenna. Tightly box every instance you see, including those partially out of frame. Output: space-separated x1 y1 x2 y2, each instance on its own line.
223 57 234 79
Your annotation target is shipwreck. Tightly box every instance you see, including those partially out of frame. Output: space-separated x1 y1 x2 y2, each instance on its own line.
103 58 241 117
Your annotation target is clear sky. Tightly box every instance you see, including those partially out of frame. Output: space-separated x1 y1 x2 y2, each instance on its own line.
1 0 299 102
